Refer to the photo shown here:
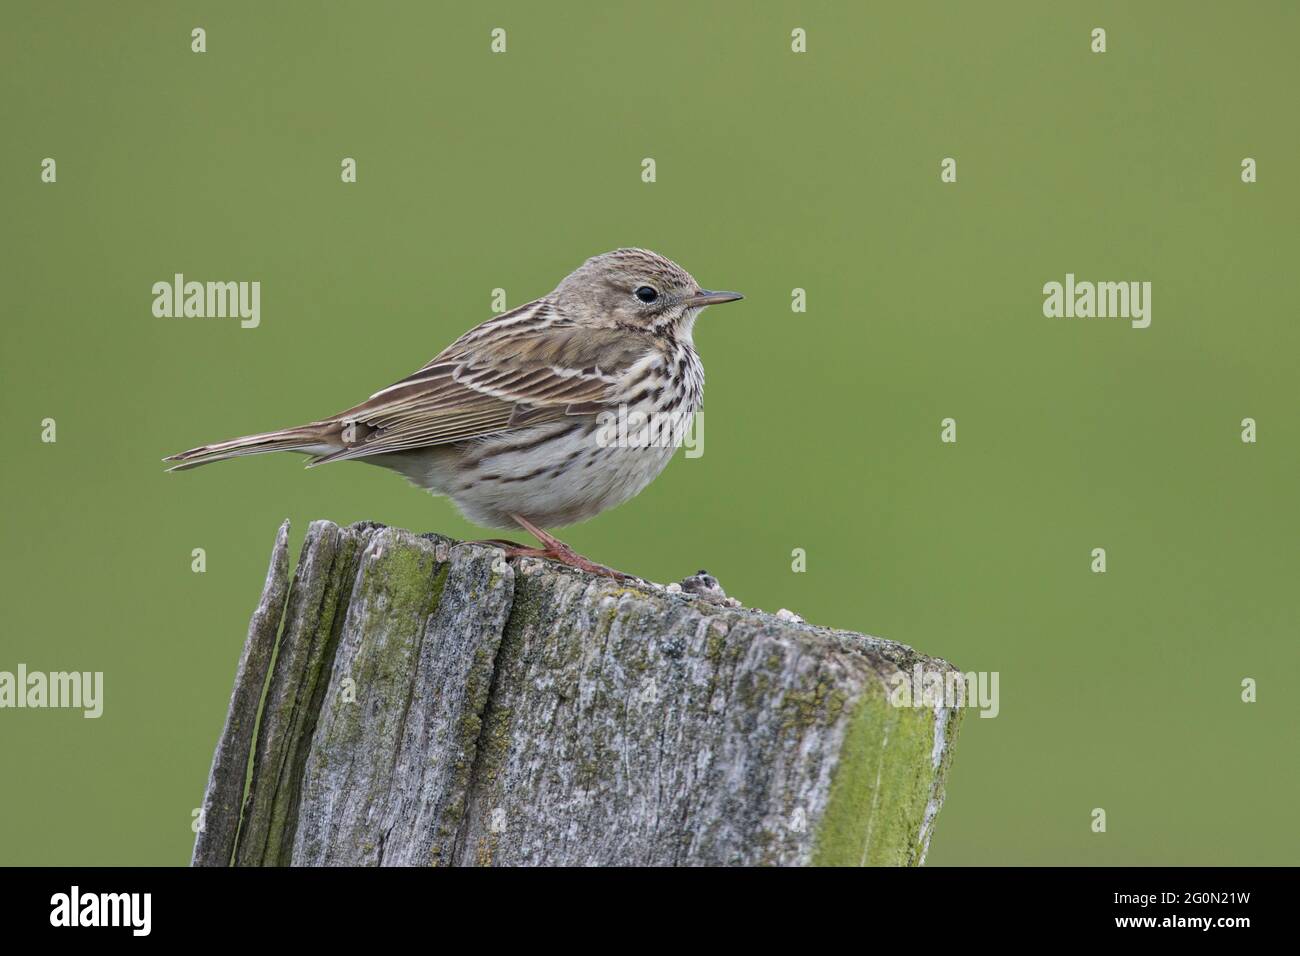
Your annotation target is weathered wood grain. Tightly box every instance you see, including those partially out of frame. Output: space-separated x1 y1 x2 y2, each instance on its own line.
195 521 965 866
191 520 290 866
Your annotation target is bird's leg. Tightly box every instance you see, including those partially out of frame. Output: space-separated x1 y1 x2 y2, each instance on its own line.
507 514 630 580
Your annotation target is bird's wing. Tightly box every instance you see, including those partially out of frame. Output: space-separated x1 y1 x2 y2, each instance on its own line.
307 303 650 465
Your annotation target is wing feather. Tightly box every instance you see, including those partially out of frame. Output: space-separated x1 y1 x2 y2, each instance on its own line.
306 300 650 465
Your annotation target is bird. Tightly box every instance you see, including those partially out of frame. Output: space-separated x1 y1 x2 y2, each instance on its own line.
165 248 744 578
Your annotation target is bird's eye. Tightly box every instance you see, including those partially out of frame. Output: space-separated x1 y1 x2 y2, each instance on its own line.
634 285 659 303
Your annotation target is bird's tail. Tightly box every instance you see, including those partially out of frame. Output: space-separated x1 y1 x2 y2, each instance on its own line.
163 424 336 472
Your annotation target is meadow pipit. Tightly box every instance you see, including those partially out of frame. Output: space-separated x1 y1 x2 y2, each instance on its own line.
165 248 744 578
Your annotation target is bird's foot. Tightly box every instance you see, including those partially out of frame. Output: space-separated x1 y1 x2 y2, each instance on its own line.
502 543 629 580
503 514 631 580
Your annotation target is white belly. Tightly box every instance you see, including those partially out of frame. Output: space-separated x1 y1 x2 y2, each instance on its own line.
380 417 680 530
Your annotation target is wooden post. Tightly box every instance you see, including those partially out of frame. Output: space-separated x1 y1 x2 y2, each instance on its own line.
192 520 964 867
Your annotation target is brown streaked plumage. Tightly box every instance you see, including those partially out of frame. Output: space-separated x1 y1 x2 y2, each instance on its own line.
165 248 744 577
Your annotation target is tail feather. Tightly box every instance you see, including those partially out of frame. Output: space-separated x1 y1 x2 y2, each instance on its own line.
164 425 336 472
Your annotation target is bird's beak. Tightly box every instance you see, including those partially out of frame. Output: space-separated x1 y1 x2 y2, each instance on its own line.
687 289 744 307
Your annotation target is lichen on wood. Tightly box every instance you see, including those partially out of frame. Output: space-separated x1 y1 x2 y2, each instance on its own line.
193 520 964 866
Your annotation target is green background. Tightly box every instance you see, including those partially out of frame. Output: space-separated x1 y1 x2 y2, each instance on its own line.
2 1 1296 866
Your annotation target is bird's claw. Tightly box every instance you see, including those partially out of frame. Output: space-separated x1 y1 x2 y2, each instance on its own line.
493 542 629 580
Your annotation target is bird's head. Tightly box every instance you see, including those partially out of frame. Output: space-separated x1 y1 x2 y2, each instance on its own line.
552 248 743 341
